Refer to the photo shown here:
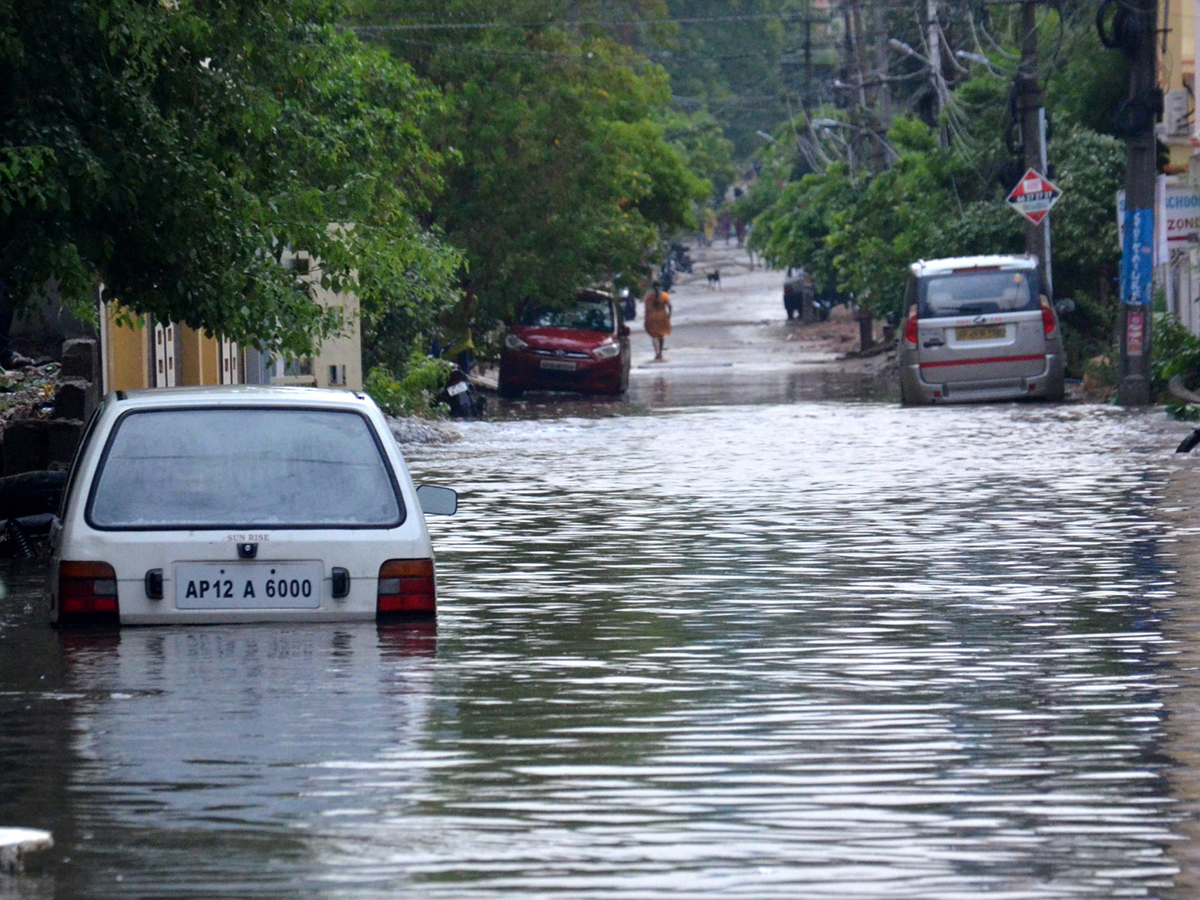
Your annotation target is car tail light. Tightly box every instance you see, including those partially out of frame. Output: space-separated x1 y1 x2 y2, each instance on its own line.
58 561 119 624
377 559 436 620
1040 296 1057 336
904 305 919 346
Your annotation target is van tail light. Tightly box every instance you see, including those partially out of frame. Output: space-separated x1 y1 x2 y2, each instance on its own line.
377 559 436 620
904 305 919 346
1040 297 1057 336
58 561 119 624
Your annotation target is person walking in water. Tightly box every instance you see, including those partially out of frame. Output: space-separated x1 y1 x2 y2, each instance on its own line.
643 281 672 361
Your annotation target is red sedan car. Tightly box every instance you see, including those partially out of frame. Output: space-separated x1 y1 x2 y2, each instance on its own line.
499 291 632 396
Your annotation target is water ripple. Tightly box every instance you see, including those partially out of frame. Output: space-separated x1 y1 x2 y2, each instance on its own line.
0 402 1193 898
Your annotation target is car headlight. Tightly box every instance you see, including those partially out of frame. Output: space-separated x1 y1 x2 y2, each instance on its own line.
592 341 621 360
504 334 528 351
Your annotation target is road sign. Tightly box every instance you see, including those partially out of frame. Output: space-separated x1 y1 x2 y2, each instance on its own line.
1006 168 1062 225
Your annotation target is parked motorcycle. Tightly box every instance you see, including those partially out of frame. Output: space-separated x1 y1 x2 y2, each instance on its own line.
668 241 694 274
440 362 487 419
619 287 636 321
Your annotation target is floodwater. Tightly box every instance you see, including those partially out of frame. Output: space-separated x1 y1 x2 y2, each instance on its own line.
3 396 1200 898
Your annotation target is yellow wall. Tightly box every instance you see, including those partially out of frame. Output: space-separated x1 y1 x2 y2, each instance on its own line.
104 255 363 391
104 306 149 392
178 326 222 386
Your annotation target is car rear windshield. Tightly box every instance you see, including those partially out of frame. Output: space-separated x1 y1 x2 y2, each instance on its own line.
919 270 1037 317
519 300 613 332
88 407 403 529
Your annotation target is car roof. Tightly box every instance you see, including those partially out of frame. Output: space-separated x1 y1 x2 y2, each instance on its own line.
576 289 615 302
910 255 1037 278
105 385 374 411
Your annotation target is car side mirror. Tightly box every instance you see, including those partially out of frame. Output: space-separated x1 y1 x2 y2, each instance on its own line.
416 484 458 516
619 324 631 337
1054 298 1075 315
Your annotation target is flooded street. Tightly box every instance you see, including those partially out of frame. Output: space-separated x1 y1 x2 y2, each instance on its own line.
5 397 1200 898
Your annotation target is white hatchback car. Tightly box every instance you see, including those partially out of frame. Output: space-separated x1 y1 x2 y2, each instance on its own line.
49 386 456 626
898 255 1066 405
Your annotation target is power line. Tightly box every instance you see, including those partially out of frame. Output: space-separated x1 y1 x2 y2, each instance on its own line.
352 13 803 32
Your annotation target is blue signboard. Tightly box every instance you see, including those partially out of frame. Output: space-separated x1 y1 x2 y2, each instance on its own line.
1120 206 1154 305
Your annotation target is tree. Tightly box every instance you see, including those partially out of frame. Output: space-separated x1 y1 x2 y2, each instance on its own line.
0 0 459 358
752 161 854 298
662 109 737 204
643 0 821 159
348 1 710 325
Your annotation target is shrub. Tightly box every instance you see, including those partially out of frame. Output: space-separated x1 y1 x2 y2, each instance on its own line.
364 353 451 419
1151 312 1200 420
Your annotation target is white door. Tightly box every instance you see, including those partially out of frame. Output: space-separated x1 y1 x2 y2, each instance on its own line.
153 322 176 388
220 338 240 384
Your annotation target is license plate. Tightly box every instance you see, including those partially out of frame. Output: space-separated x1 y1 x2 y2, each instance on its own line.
540 359 577 371
175 562 322 610
446 380 469 396
956 324 1006 341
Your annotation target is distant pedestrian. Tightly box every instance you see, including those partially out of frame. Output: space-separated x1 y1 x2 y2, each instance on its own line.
643 282 672 361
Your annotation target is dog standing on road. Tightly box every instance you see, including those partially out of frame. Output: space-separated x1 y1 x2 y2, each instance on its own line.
706 269 721 290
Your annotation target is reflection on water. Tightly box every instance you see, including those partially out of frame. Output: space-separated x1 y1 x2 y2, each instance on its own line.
0 401 1195 898
629 363 895 408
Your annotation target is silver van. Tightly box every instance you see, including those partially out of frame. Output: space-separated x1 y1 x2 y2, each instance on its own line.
898 255 1065 405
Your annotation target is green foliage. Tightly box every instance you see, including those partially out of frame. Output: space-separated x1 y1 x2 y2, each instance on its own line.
1046 126 1125 294
1046 18 1129 139
662 109 736 204
827 120 959 321
364 352 451 418
750 163 854 297
647 0 822 158
1061 291 1115 374
357 2 709 326
1152 313 1200 419
752 117 959 321
750 102 1124 355
0 0 460 357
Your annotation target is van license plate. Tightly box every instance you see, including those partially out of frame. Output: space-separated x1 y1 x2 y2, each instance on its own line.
540 359 577 371
956 324 1005 341
175 562 322 610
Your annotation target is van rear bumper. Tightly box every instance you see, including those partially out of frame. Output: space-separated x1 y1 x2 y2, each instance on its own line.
900 353 1065 405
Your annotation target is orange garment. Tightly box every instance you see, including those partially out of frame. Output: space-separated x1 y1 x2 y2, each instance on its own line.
644 290 671 338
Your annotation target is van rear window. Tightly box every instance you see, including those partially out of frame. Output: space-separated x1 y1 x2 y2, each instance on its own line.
88 407 403 529
920 271 1036 317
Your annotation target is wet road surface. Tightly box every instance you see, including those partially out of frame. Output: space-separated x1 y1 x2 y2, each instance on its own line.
4 399 1200 898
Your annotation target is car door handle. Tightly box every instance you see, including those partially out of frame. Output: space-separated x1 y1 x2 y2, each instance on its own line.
923 338 945 348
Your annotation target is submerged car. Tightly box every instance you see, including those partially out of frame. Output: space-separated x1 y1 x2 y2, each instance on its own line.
898 255 1066 406
498 290 631 396
49 386 457 626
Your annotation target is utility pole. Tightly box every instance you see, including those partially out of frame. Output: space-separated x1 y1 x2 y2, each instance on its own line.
1115 0 1158 407
1017 1 1051 296
927 0 948 145
845 0 880 350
